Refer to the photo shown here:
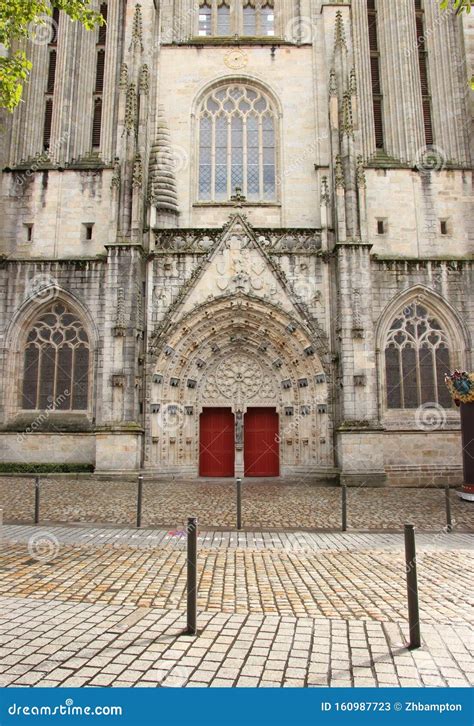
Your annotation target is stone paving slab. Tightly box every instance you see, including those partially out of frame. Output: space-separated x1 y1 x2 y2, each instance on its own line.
2 524 472 552
0 596 472 688
1 477 473 531
0 531 471 623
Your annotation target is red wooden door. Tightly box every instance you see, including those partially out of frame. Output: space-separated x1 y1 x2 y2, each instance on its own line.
244 407 279 477
199 408 235 477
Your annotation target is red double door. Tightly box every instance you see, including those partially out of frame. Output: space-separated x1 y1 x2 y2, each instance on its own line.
199 407 279 477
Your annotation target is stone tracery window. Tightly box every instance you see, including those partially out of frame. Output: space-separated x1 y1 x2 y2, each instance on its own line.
384 303 452 409
21 302 90 411
198 84 277 202
198 0 274 37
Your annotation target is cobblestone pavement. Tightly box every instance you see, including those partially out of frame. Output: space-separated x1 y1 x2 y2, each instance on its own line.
1 525 472 688
0 597 472 688
0 526 471 622
1 477 473 531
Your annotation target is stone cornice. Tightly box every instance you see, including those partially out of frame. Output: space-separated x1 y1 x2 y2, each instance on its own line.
0 256 107 266
371 255 474 272
335 239 373 250
173 37 296 47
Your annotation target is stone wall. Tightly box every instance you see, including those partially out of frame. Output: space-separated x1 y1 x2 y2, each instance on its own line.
0 1 472 484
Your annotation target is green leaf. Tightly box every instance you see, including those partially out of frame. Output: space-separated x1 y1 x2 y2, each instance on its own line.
0 0 103 111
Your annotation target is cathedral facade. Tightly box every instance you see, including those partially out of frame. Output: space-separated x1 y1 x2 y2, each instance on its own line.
0 0 472 485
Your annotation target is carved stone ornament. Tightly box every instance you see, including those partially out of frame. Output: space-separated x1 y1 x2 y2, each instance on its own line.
125 84 137 135
356 155 366 188
334 10 347 50
204 354 276 402
112 374 126 387
334 154 345 189
111 157 121 190
129 4 144 52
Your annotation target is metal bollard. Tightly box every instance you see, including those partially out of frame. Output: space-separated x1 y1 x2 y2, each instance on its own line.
341 484 347 532
187 517 198 635
34 476 40 525
445 485 452 533
404 524 421 649
136 474 143 528
236 477 242 530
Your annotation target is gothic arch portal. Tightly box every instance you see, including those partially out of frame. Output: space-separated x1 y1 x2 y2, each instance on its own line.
145 294 333 476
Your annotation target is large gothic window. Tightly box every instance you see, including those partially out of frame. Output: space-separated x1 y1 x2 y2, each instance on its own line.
384 303 452 409
198 84 277 202
22 302 90 411
198 0 274 37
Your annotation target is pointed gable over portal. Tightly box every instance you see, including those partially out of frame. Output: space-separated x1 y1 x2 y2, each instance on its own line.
153 214 327 356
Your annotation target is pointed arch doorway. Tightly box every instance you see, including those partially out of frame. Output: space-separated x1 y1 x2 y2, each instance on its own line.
244 407 279 477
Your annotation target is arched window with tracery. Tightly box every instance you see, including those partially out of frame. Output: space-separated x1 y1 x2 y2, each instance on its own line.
21 302 90 411
198 0 274 36
384 302 452 409
198 84 277 202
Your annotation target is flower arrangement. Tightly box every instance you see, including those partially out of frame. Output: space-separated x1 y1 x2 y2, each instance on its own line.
445 370 474 405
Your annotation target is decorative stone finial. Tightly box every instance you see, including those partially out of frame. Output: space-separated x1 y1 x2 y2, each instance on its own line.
334 154 345 188
116 287 126 328
125 83 137 135
320 176 330 205
119 63 128 91
334 11 347 50
356 155 366 188
111 157 121 190
341 91 354 137
129 4 144 52
329 68 337 97
349 67 357 95
132 153 143 188
139 64 149 95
